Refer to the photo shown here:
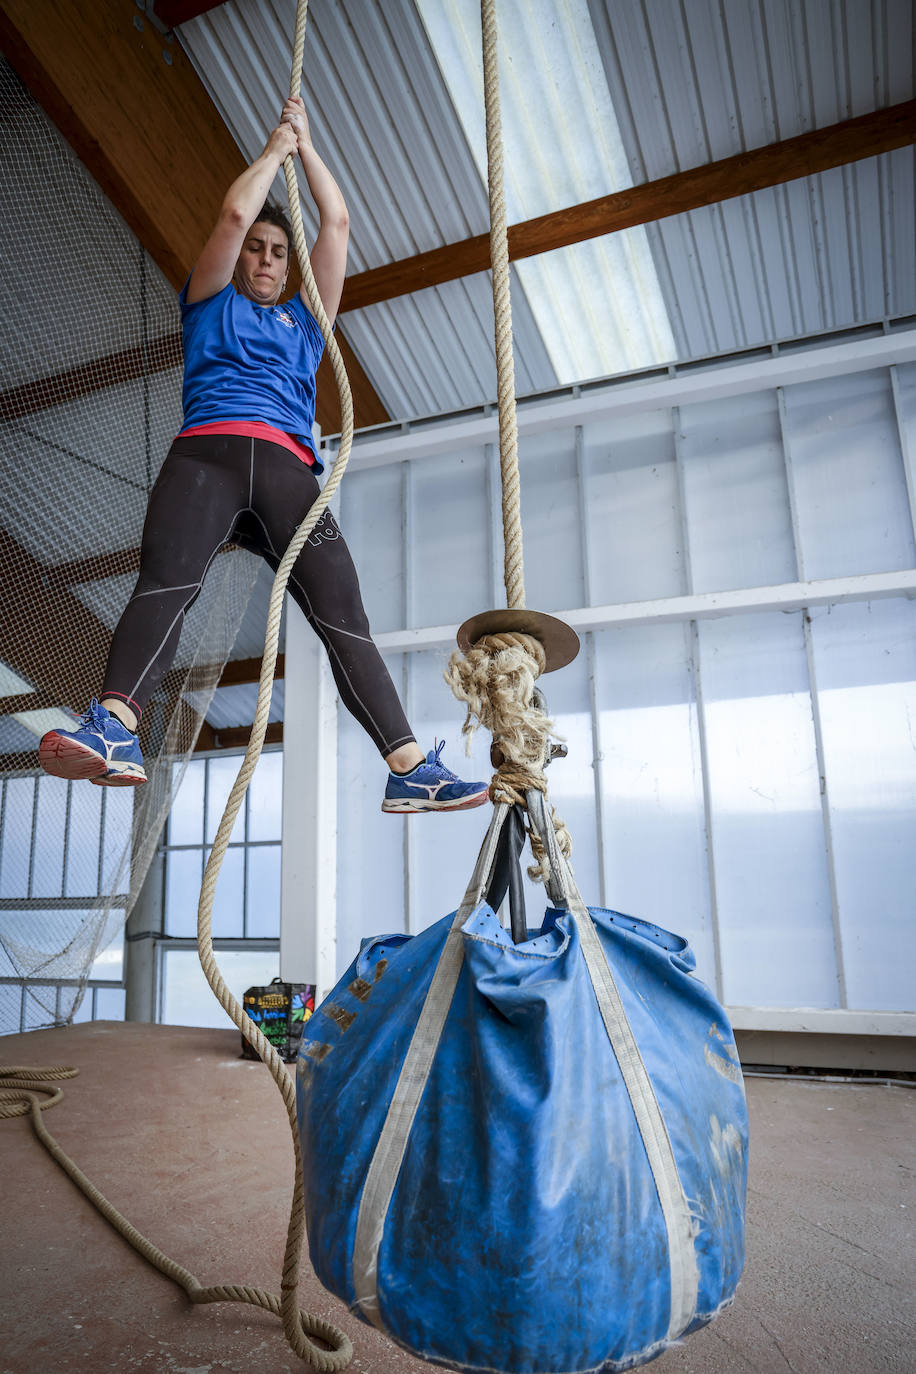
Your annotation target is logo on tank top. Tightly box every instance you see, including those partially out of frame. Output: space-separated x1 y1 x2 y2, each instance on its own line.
274 309 296 329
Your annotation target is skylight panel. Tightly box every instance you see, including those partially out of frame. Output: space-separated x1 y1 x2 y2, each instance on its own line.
0 661 33 698
416 0 675 384
12 707 75 739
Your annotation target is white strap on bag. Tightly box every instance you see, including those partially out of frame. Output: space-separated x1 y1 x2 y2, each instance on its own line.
351 803 514 1326
526 790 699 1339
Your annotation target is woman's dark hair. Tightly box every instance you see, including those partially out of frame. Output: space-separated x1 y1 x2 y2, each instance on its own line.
253 202 292 254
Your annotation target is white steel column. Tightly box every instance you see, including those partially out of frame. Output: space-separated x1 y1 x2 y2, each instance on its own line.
280 600 338 998
485 439 504 608
672 405 725 1003
401 459 420 935
574 423 608 908
889 365 916 544
777 388 847 1007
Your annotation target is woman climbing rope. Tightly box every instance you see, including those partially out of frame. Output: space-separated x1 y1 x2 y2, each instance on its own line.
39 97 486 815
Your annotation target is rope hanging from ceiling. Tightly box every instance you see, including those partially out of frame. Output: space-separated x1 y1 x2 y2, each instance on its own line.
445 0 580 883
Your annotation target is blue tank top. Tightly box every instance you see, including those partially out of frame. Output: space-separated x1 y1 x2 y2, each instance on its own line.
179 280 326 471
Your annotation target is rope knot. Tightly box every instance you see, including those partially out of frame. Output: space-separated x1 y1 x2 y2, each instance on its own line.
445 630 572 882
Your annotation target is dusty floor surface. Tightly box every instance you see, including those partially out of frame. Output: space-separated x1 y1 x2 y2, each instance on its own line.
0 1021 913 1374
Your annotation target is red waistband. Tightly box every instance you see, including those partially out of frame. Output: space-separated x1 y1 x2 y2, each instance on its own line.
177 421 315 466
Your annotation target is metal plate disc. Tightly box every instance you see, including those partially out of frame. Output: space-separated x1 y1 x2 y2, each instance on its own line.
456 608 580 672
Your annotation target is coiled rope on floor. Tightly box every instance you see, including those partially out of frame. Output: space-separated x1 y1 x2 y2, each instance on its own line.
445 0 572 883
2 0 353 1367
0 1065 346 1356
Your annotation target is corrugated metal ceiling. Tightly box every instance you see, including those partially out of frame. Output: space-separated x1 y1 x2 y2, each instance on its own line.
176 0 915 422
591 0 916 357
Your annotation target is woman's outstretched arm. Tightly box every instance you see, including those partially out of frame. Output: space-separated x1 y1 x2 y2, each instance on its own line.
282 96 350 327
185 120 299 305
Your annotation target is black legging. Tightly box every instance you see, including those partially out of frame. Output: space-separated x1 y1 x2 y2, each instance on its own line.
102 433 415 757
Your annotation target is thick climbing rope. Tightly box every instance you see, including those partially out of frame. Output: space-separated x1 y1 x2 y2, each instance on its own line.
189 0 356 1358
1 1 353 1368
181 0 355 1358
0 1066 344 1351
446 0 572 882
481 0 524 615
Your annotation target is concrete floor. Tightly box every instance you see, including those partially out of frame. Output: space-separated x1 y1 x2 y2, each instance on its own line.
0 1021 913 1374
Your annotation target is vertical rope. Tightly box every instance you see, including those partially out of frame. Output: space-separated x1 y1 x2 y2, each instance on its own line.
481 0 525 611
445 0 573 880
192 0 354 1365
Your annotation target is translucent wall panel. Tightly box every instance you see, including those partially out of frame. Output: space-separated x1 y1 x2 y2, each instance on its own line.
161 948 277 1028
0 933 15 975
165 848 203 937
168 760 205 845
207 844 244 939
582 409 682 603
593 623 715 984
24 985 56 1030
94 986 126 1020
783 369 916 578
101 789 132 895
518 426 585 612
892 361 916 528
247 846 281 938
248 751 283 841
64 782 102 896
699 612 837 1008
89 929 124 981
339 464 404 632
31 776 67 898
0 985 21 1030
679 391 797 592
0 777 33 896
409 446 490 626
205 754 246 845
811 598 916 1011
0 779 131 905
330 361 916 1016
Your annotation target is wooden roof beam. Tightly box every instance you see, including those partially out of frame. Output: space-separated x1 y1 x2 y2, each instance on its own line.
0 325 386 434
196 721 283 752
340 99 916 314
0 530 113 710
152 1 227 27
216 654 284 688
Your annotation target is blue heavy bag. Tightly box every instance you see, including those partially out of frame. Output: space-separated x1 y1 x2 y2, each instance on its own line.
297 794 748 1373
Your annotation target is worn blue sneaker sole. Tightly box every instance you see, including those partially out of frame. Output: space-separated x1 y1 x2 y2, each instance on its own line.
39 732 147 787
381 787 489 814
91 761 148 787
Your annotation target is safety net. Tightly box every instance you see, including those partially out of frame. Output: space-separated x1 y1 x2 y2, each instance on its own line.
0 56 261 1034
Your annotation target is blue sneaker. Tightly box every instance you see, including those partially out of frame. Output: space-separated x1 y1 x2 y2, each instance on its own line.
39 699 147 787
382 739 488 814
